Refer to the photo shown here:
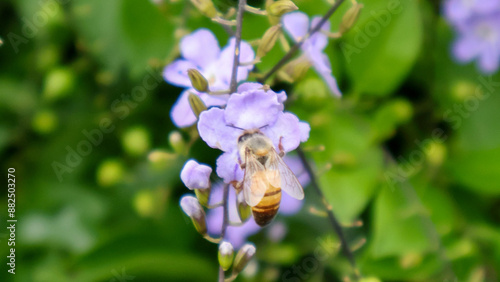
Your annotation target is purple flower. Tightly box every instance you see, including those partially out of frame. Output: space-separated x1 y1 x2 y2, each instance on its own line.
163 29 256 127
180 159 212 190
444 0 500 24
197 83 310 183
443 1 500 73
282 12 342 96
452 13 500 73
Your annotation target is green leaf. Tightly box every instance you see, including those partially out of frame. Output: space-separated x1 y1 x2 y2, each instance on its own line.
444 74 500 195
371 182 433 258
72 0 175 77
447 147 500 195
342 0 423 96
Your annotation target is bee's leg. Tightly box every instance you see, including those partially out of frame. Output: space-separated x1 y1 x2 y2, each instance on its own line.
238 158 246 169
232 180 243 193
278 137 285 157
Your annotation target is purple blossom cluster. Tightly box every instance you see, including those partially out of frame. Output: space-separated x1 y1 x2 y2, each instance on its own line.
164 18 323 248
443 0 500 73
163 29 255 127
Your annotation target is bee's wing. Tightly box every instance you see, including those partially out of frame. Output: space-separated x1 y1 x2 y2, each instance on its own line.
266 149 304 200
243 150 268 207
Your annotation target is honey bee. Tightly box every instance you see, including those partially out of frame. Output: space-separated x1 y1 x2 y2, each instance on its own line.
237 129 304 227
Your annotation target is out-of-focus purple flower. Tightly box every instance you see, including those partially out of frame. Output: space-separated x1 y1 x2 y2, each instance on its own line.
163 29 255 127
198 83 310 183
443 1 500 73
444 0 500 24
452 13 500 73
267 221 287 242
282 12 342 97
180 159 212 190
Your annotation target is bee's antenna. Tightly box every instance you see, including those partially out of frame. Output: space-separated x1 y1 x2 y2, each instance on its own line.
227 124 245 131
259 124 269 129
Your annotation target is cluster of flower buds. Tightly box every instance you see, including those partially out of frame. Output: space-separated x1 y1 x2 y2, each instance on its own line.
217 241 256 278
179 159 257 278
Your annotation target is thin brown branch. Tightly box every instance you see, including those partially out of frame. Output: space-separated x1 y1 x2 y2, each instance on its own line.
229 0 247 93
296 146 361 280
218 183 230 282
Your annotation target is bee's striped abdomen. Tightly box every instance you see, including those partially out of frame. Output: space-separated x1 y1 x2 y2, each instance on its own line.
252 185 281 227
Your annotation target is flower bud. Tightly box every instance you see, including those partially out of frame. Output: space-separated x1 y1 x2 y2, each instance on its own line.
187 69 209 93
257 25 282 59
237 192 252 222
195 188 211 207
282 56 311 82
169 131 186 154
148 150 177 169
121 126 151 157
190 0 218 18
181 160 212 190
180 195 207 236
232 243 256 274
267 0 298 17
32 109 58 134
218 241 234 271
188 92 208 119
339 3 363 34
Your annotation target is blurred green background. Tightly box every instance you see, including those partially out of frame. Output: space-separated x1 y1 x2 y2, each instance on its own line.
1 0 500 281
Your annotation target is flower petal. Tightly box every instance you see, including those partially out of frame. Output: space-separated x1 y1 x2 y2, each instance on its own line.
453 34 480 63
478 45 500 73
198 108 241 151
237 83 287 104
180 159 213 190
282 12 309 42
199 92 229 108
261 112 302 153
316 66 342 97
216 151 244 183
163 60 198 88
180 29 220 69
307 47 331 74
170 90 198 128
298 122 311 142
224 90 282 129
309 16 330 50
217 39 255 84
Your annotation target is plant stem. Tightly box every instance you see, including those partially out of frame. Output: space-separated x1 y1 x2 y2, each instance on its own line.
229 0 247 93
296 146 361 280
258 0 345 83
218 183 230 282
219 1 246 280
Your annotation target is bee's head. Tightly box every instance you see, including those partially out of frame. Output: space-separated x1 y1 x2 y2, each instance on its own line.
237 129 264 144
